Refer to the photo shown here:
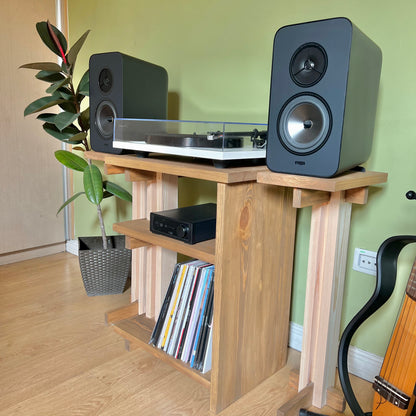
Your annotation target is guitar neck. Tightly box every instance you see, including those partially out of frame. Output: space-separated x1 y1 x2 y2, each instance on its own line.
406 259 416 301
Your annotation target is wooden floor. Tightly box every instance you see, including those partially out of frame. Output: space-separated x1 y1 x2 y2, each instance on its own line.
0 252 374 415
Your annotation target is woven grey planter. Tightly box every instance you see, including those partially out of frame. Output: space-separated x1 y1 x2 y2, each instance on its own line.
78 236 131 296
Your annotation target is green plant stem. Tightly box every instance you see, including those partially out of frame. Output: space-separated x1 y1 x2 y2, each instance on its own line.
96 203 108 249
85 158 107 248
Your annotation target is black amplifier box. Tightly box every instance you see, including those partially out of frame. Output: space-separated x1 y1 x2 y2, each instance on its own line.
150 203 217 244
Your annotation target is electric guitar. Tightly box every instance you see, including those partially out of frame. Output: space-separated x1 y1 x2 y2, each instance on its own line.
338 235 416 416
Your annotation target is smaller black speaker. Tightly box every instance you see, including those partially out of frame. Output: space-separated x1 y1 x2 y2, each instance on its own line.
89 52 168 154
266 18 382 178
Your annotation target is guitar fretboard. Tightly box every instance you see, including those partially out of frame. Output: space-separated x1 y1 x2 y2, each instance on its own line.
406 259 416 301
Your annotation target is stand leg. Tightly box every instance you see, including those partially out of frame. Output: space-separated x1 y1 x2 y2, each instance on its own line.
299 191 352 407
210 182 297 414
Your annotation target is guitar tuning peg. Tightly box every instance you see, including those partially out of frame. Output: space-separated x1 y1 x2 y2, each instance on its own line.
406 190 416 200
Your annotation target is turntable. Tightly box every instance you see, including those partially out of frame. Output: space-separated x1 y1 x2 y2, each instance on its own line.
112 118 267 167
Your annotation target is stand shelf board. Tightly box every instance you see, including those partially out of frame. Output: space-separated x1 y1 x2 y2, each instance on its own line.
85 151 268 184
110 313 211 389
257 170 388 192
113 219 216 264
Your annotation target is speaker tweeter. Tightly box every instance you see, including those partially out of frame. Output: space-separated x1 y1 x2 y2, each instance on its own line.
290 43 327 87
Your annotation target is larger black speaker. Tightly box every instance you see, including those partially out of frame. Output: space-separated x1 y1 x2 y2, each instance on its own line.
89 52 168 154
266 17 382 177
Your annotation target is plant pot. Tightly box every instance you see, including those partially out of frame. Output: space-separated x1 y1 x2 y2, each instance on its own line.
78 235 131 296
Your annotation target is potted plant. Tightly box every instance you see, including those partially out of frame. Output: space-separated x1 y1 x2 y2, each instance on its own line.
20 20 132 296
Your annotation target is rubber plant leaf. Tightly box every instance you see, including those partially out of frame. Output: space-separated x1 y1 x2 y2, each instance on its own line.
64 131 88 144
55 87 73 101
83 164 103 205
78 108 90 131
42 122 82 144
77 69 89 96
59 101 78 114
103 181 132 202
36 21 67 61
103 191 113 199
66 30 90 67
35 70 66 83
46 77 70 94
37 113 57 123
24 95 67 116
56 192 85 215
54 112 80 131
42 120 79 134
44 124 85 144
19 62 63 72
55 149 88 172
46 20 67 64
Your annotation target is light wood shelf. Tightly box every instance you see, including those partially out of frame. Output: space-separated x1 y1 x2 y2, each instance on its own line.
113 219 216 264
85 151 268 184
257 169 388 191
110 313 211 389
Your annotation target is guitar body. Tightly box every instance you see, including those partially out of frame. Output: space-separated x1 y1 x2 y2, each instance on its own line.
372 274 416 416
338 236 416 416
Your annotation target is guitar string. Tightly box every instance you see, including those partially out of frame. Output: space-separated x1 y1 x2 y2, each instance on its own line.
407 267 416 299
399 298 416 395
380 296 413 406
387 297 411 385
380 294 409 399
398 262 416 394
374 259 416 413
381 292 406 380
393 298 413 400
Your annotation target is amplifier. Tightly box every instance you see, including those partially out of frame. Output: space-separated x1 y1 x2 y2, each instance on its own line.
150 203 217 244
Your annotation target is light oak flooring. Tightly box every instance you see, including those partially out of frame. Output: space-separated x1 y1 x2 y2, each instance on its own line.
0 252 374 415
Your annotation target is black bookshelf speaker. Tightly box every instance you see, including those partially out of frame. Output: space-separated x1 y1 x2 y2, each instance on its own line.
89 52 168 154
266 17 382 178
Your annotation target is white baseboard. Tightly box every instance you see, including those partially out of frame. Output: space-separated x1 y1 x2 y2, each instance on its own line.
0 242 66 265
66 239 79 256
288 322 382 382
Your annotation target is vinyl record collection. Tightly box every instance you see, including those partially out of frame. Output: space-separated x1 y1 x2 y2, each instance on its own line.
149 260 215 373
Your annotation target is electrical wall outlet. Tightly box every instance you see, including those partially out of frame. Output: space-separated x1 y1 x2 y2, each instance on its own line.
353 248 377 276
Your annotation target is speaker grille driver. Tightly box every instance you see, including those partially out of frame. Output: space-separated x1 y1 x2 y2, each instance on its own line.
96 101 117 140
290 43 327 87
278 94 331 155
98 68 113 93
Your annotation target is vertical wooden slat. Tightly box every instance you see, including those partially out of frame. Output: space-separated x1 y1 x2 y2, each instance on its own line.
298 191 352 407
131 180 148 314
143 173 178 319
145 178 157 318
153 173 178 316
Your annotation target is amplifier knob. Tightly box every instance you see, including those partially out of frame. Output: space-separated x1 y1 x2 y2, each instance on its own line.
176 224 189 238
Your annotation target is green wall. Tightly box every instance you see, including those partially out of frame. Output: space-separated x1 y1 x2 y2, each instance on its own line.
67 0 416 356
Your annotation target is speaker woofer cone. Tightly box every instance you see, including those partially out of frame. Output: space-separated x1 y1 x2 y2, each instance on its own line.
96 101 117 140
278 94 331 155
